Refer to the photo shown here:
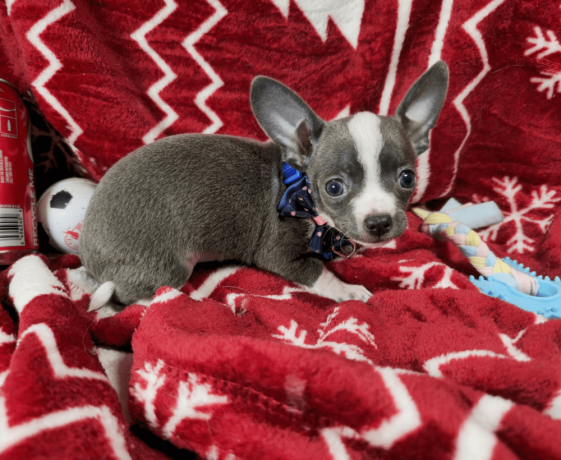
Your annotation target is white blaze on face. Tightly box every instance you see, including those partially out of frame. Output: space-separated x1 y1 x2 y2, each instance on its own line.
348 112 396 229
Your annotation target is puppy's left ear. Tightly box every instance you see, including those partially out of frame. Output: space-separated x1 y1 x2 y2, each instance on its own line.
395 61 449 155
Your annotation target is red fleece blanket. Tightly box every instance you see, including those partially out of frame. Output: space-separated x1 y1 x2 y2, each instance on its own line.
2 1 561 459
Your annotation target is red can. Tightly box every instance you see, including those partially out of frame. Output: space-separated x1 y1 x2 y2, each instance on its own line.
0 78 38 265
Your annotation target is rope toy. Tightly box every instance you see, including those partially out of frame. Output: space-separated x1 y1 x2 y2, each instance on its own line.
413 208 539 296
413 201 561 319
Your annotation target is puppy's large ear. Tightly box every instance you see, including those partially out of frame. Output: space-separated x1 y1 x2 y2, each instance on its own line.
251 76 324 171
395 61 449 155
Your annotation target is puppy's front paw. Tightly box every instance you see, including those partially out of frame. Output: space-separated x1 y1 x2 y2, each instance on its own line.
334 282 372 302
307 267 372 303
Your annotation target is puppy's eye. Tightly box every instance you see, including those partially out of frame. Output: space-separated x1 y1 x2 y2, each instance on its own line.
398 170 416 189
326 180 345 197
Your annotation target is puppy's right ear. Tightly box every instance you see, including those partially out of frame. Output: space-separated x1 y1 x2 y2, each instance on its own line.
395 61 449 155
251 76 324 171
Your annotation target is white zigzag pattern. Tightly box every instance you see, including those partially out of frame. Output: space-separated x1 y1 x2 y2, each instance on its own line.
545 387 561 420
424 330 530 378
378 0 413 116
362 366 421 448
270 0 364 49
444 0 506 196
9 255 69 314
151 287 183 305
26 0 83 147
0 324 126 456
18 323 109 382
0 329 15 346
190 265 242 301
226 286 307 315
453 394 513 460
411 0 454 202
183 0 228 134
6 0 17 16
0 400 131 459
0 371 7 389
321 367 421 458
131 0 179 144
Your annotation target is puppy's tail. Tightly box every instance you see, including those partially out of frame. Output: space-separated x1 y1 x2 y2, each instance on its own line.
88 281 116 312
67 266 116 312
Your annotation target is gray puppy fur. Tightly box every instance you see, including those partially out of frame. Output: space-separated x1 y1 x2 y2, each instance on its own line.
80 61 449 306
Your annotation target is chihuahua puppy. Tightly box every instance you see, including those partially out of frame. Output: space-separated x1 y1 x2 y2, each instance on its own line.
80 61 448 307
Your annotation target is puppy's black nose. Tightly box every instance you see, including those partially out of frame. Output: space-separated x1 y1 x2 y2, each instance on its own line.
364 214 392 237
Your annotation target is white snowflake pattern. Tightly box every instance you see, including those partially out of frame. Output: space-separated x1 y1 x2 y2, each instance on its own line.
525 27 561 99
272 307 376 364
530 72 561 99
392 262 459 290
162 373 228 439
274 312 422 456
473 176 560 253
525 27 561 59
133 360 228 438
132 360 166 430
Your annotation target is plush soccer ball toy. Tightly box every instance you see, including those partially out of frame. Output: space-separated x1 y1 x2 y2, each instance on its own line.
37 178 97 254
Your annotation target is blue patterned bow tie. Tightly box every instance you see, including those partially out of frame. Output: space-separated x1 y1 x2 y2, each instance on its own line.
277 163 356 260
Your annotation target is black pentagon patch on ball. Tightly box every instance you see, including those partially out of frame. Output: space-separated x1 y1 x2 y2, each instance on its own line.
50 190 73 209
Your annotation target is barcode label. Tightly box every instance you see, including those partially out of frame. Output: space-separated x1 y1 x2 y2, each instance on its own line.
0 208 24 247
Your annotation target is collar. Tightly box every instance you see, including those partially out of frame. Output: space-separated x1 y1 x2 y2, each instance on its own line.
277 163 356 261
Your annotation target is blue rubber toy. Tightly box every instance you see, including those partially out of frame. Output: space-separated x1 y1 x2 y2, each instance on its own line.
469 257 561 319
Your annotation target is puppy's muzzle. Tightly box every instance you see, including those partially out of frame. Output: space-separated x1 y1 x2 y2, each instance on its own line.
364 214 392 237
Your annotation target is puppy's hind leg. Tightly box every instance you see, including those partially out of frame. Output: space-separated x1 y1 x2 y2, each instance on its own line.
107 260 193 306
